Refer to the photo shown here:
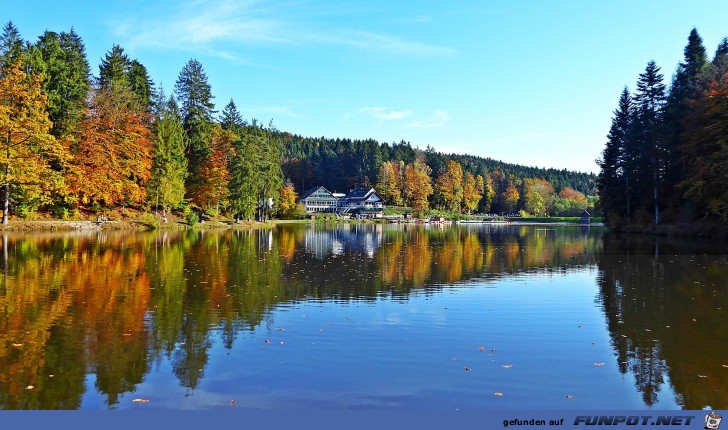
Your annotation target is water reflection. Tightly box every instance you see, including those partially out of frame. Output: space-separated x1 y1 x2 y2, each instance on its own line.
0 225 725 409
596 234 728 409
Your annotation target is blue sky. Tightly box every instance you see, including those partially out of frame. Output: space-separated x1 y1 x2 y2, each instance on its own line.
8 0 728 173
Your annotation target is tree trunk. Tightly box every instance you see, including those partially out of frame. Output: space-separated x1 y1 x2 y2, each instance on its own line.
652 160 660 225
2 133 9 225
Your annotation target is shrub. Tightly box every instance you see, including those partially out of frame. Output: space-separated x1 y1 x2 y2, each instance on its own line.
139 212 159 230
186 211 199 227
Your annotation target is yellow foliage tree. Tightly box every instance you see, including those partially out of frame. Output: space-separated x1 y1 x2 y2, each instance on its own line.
435 160 464 212
403 160 433 216
0 57 64 223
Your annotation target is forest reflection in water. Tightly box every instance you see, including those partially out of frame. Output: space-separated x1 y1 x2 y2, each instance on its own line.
0 224 725 409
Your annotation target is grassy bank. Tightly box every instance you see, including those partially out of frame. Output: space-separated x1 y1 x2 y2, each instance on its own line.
509 216 604 224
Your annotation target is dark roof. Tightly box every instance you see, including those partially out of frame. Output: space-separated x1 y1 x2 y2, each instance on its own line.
299 186 333 200
340 187 382 204
580 210 591 217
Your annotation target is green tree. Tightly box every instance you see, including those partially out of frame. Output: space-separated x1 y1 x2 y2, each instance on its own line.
0 21 24 69
662 29 709 216
30 29 91 138
128 60 154 112
98 45 130 90
634 60 666 225
149 92 187 214
598 87 633 225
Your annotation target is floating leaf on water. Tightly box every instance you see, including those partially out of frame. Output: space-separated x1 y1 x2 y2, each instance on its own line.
722 364 728 368
594 362 605 366
132 398 150 403
644 329 651 332
477 346 485 351
698 375 708 378
692 319 697 322
25 385 34 390
264 339 271 344
230 400 236 406
494 392 503 396
49 374 54 378
11 343 22 347
502 364 513 369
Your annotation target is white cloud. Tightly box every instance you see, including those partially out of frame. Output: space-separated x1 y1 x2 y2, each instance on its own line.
110 0 453 58
407 109 449 129
361 107 413 121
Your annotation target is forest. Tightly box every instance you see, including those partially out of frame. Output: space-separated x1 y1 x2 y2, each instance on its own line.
0 21 597 223
599 28 728 229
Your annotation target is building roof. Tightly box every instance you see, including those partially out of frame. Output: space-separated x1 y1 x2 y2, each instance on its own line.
299 186 334 200
580 210 591 217
339 187 382 204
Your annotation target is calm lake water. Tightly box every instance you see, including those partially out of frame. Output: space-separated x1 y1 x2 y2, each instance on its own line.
0 224 726 410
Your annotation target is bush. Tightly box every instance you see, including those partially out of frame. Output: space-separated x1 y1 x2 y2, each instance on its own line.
139 212 159 230
186 211 199 227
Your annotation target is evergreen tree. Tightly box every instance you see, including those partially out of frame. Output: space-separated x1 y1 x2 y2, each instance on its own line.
98 44 131 90
128 60 154 112
662 29 708 216
598 87 633 225
175 59 215 193
31 29 91 137
149 92 187 213
633 60 666 225
220 99 244 132
0 21 24 69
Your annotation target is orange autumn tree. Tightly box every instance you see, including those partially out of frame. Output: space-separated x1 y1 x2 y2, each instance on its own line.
187 124 234 215
70 85 153 208
434 160 464 212
403 160 433 216
0 56 65 224
462 172 485 214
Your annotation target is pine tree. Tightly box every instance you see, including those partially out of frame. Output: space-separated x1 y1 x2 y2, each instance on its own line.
149 92 187 213
662 29 708 216
128 60 154 112
634 60 666 225
0 21 24 69
598 87 633 225
98 45 131 90
30 29 91 138
175 59 215 193
220 99 244 132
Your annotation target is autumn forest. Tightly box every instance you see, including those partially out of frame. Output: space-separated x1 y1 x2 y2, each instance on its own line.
0 22 599 224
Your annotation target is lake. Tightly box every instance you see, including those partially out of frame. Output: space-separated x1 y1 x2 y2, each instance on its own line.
0 223 726 410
